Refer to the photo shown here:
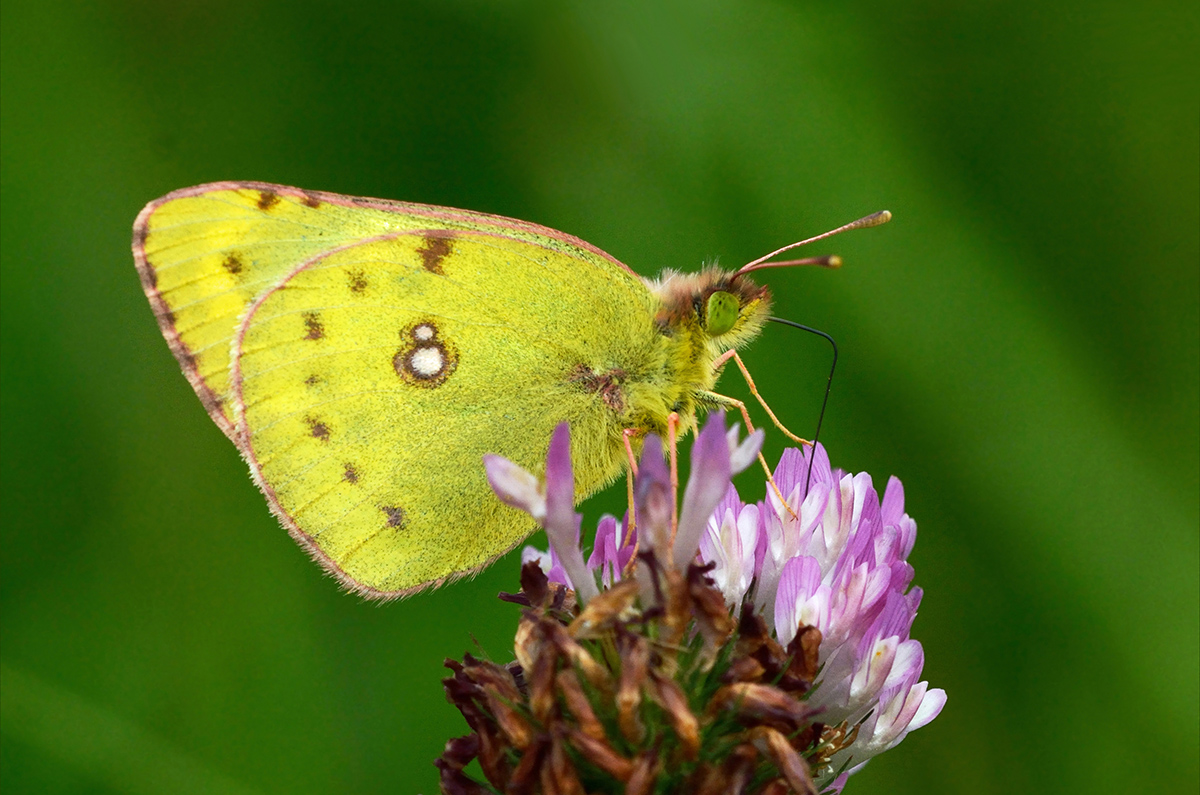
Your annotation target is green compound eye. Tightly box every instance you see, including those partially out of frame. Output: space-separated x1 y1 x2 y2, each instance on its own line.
705 291 739 336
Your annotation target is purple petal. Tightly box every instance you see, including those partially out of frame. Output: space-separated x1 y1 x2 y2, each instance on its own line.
886 639 925 692
544 423 573 531
753 510 767 573
858 566 895 624
849 635 898 705
771 447 807 504
881 475 906 526
589 515 624 587
872 526 902 568
826 773 850 794
616 513 637 573
636 434 670 492
698 486 761 606
542 424 598 602
773 443 834 504
588 515 618 569
673 412 732 570
635 434 672 554
862 590 918 649
891 680 932 739
896 514 918 560
697 510 726 571
837 474 879 568
888 560 915 596
774 555 823 645
906 586 925 615
546 562 571 588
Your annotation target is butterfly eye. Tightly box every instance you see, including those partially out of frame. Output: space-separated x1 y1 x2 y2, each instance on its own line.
705 291 739 336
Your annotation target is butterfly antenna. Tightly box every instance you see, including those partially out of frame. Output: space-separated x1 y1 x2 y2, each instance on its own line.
767 317 838 498
734 210 891 277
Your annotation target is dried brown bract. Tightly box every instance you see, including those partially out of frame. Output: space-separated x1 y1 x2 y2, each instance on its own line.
438 557 833 794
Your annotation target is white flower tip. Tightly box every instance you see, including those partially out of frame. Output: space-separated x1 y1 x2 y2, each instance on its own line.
909 687 947 731
729 427 765 474
520 545 551 571
725 422 743 449
484 454 546 522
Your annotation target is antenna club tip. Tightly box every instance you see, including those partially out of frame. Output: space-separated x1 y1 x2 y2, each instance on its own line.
827 255 844 268
857 210 892 228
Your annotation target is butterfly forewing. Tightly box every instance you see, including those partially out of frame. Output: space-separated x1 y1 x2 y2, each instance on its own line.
133 181 636 443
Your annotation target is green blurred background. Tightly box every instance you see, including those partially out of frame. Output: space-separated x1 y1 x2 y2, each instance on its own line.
2 1 1197 793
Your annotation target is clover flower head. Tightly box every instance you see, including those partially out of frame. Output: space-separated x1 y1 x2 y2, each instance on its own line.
445 414 943 794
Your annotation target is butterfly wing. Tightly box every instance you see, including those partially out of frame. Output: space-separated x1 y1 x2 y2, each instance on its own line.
134 183 655 597
133 181 635 442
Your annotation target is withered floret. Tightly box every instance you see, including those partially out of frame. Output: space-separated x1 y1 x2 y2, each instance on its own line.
438 560 849 794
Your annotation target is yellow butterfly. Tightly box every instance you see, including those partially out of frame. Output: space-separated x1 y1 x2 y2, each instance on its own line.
133 181 886 598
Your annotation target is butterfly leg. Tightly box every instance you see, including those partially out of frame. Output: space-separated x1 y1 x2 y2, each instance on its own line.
697 390 798 520
621 428 642 574
712 349 810 446
667 412 681 545
622 428 641 478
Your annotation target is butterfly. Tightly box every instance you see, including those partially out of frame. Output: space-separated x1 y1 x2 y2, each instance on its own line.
133 181 886 598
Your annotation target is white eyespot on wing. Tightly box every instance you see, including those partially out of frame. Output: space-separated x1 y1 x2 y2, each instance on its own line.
413 324 436 341
410 346 444 377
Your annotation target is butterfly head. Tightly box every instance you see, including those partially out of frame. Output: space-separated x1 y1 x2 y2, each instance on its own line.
647 266 771 352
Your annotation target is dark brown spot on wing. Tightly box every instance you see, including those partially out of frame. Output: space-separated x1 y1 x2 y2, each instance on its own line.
177 346 197 372
301 192 322 208
417 235 453 274
569 364 627 413
222 254 244 275
303 312 324 340
194 388 225 422
347 270 368 292
381 505 407 529
257 190 281 211
306 417 331 442
133 225 158 290
304 374 321 387
342 463 359 484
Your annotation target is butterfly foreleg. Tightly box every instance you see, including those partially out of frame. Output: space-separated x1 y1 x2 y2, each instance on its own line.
711 349 810 446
